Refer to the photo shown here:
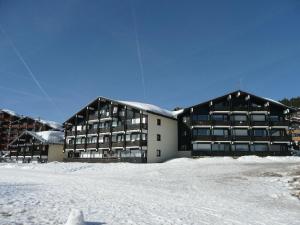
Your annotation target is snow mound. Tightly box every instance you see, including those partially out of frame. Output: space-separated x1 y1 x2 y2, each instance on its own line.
39 119 63 130
1 108 20 117
65 209 85 225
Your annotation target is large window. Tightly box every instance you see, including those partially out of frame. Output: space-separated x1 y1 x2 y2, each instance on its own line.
211 143 230 151
211 114 228 121
192 114 209 121
233 144 249 151
251 114 266 121
212 128 229 136
231 114 247 121
193 128 210 136
269 129 285 136
269 144 287 152
252 129 268 137
250 144 268 152
193 143 211 151
232 129 248 136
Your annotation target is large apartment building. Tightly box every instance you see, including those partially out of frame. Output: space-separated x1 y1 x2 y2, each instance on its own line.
177 90 295 157
0 109 62 154
63 97 179 163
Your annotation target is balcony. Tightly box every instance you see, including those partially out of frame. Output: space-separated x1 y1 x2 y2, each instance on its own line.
251 136 270 142
65 144 75 149
212 106 230 111
212 120 231 126
251 121 269 126
212 136 231 141
250 106 268 112
232 136 250 141
89 114 98 120
231 121 249 126
112 126 125 132
192 135 212 141
76 144 85 149
86 143 97 149
270 121 289 127
99 143 110 148
77 130 86 136
99 127 110 133
87 128 98 134
231 106 249 111
270 136 291 142
126 140 147 147
191 120 211 126
126 124 140 131
112 142 125 148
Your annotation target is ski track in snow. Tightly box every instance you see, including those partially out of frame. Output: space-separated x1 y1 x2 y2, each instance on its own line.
0 157 300 225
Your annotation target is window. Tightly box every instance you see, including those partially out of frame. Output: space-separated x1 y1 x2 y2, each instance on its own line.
233 144 249 151
270 129 285 137
193 143 211 151
270 144 287 152
252 129 268 137
212 129 229 136
112 135 117 143
157 119 161 126
141 133 147 141
231 114 247 122
193 128 210 136
232 129 248 136
211 114 228 121
93 123 98 129
182 116 189 123
212 143 230 151
192 114 209 121
157 134 161 141
156 149 161 157
251 114 265 122
269 115 279 122
117 134 124 142
113 106 118 114
250 144 268 152
126 134 131 141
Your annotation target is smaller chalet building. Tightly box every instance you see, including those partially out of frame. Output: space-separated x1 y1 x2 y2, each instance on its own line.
63 97 179 163
8 131 64 163
0 109 62 154
177 90 295 157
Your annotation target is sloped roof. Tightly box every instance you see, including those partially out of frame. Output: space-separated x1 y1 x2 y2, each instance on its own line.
178 90 297 114
0 109 62 130
9 130 64 146
65 96 181 123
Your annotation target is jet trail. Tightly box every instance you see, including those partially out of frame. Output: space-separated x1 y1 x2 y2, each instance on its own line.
0 24 62 115
130 0 146 99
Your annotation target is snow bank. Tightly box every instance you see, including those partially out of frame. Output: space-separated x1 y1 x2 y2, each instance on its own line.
65 209 85 225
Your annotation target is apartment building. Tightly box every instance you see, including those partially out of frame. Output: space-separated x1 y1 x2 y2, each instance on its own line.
63 97 179 163
177 90 295 157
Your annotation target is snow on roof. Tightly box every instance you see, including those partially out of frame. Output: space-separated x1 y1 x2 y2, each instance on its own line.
38 119 63 130
118 100 178 118
262 97 286 107
0 109 21 117
33 131 64 144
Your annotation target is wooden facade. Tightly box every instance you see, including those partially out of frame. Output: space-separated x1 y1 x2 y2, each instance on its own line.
178 90 295 156
64 97 153 163
0 110 60 154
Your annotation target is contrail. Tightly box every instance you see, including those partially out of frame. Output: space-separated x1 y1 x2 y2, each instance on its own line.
130 0 146 99
0 24 63 116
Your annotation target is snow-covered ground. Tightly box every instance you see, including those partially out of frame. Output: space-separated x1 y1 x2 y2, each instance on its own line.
0 156 300 225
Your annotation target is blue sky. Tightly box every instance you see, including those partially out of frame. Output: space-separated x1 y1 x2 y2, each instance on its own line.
0 0 300 123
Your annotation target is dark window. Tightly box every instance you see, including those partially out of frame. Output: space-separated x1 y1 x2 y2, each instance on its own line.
193 143 211 151
232 129 248 136
212 143 230 151
252 129 268 137
233 144 249 151
157 119 161 126
212 129 229 136
193 128 210 136
250 144 268 152
192 114 209 121
231 114 247 122
211 114 228 121
156 149 161 157
157 134 161 141
251 114 266 122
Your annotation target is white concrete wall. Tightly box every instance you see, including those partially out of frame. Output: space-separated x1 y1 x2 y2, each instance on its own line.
147 113 178 163
48 144 64 162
